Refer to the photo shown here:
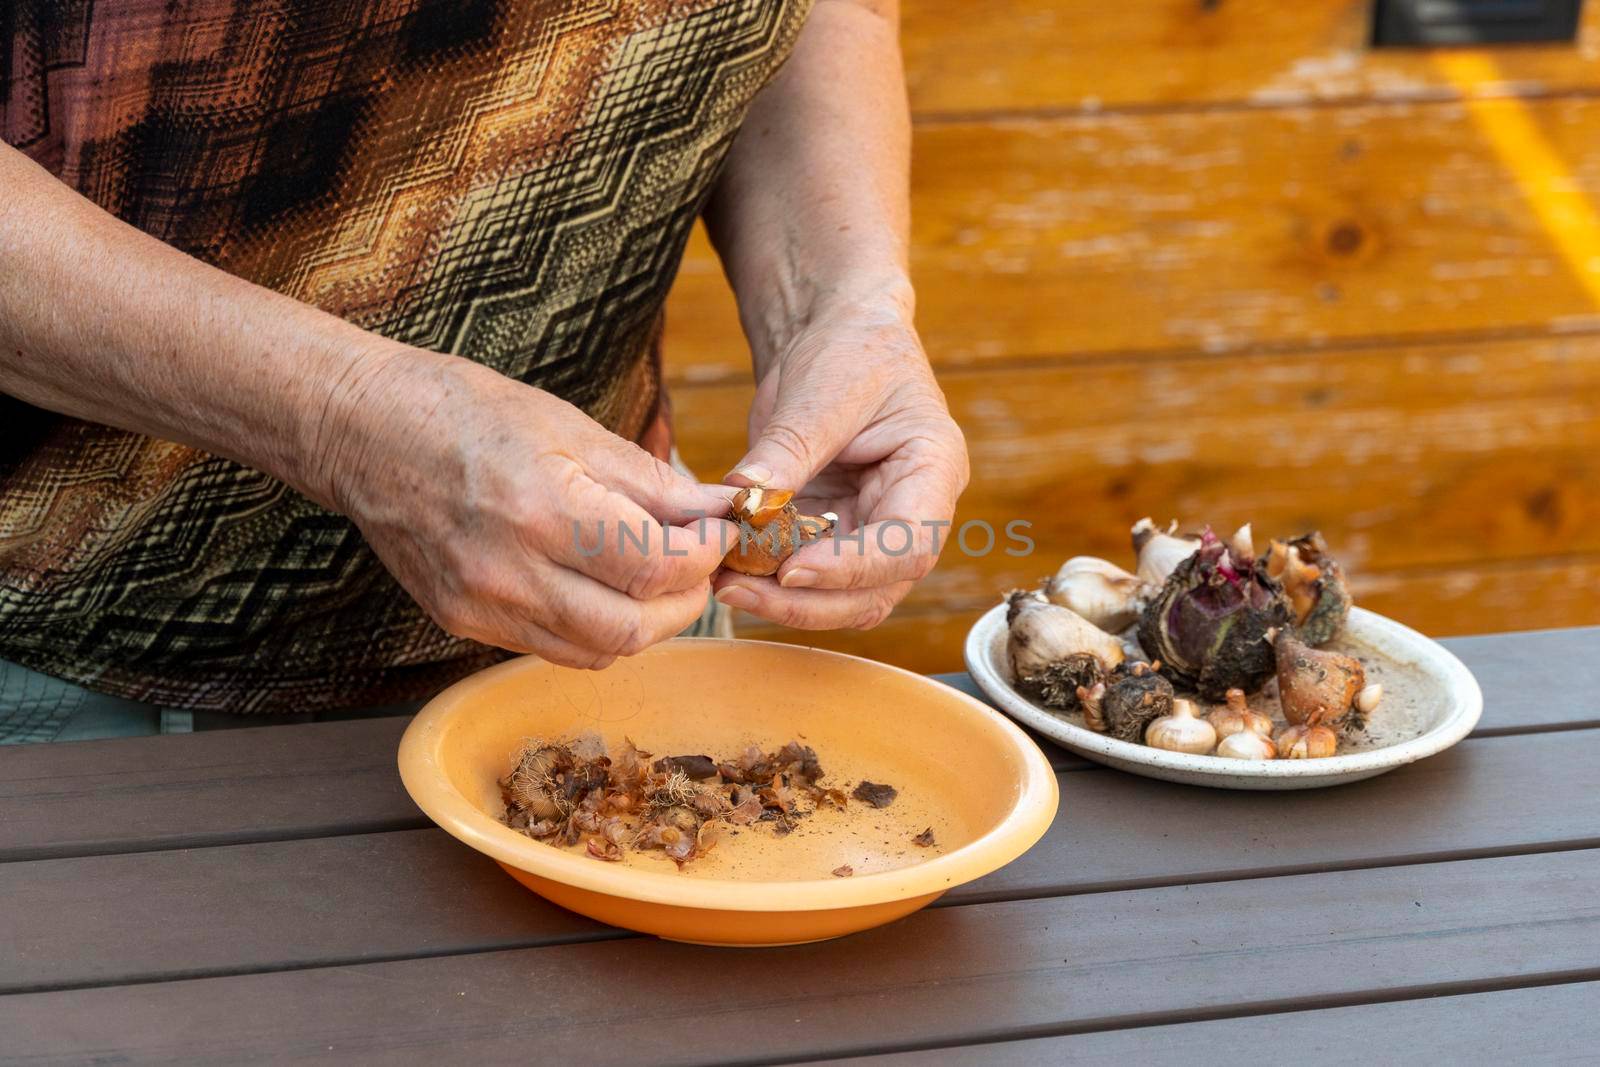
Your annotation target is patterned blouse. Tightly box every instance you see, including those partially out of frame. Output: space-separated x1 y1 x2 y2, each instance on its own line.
0 0 808 712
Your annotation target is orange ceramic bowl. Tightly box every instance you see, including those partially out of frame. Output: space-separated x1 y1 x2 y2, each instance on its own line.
397 638 1057 946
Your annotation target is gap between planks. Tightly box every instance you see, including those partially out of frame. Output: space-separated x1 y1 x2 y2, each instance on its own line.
905 82 1600 126
666 317 1600 391
0 817 437 865
18 844 1600 1004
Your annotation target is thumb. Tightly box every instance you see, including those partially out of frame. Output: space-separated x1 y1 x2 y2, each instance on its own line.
598 438 736 525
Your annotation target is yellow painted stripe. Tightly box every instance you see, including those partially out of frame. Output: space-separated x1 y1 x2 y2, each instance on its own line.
1434 51 1600 306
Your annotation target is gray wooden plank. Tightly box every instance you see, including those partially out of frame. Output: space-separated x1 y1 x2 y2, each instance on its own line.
0 716 425 862
0 830 613 994
1442 627 1600 736
1 627 1590 865
815 980 1600 1066
932 673 1086 771
2 849 1596 1065
969 727 1600 901
5 729 1595 993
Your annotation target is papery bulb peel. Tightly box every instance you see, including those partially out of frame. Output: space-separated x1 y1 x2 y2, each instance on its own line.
1077 682 1108 732
731 485 793 527
1044 556 1152 632
1217 729 1277 760
1144 698 1218 754
1229 523 1255 564
1277 723 1338 759
1006 592 1126 712
1131 517 1201 587
1262 531 1352 646
1274 630 1366 726
1206 687 1275 740
1007 593 1126 677
721 485 835 576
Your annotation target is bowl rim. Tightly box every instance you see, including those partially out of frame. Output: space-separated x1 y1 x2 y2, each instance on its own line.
964 604 1484 780
397 637 1059 912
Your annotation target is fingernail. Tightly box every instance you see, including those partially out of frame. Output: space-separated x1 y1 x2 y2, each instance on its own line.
715 586 758 610
780 568 818 589
728 463 772 484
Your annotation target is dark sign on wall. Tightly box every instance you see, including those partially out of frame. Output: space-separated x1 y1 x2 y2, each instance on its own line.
1372 0 1583 45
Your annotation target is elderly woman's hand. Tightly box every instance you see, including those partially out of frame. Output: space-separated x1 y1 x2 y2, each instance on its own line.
712 295 969 630
318 348 736 668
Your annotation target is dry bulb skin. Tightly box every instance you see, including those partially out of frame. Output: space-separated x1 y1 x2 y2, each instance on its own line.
1277 723 1339 759
1263 531 1352 646
1229 523 1255 562
1130 517 1200 587
1007 592 1126 676
1077 681 1109 733
1144 698 1218 754
720 485 837 577
1216 729 1277 760
1043 556 1152 632
1274 630 1366 727
1077 662 1176 743
1206 687 1275 741
1006 591 1126 711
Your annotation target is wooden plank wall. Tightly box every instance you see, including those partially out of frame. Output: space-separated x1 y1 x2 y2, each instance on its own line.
664 0 1600 673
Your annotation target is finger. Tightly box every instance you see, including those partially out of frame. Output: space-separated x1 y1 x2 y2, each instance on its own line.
727 387 867 491
776 518 942 591
712 573 914 631
594 437 737 524
504 631 619 671
563 513 737 599
431 608 618 671
777 451 965 592
536 565 714 657
542 465 737 598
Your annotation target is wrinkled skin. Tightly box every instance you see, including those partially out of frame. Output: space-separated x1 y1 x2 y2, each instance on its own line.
712 304 969 631
326 353 738 669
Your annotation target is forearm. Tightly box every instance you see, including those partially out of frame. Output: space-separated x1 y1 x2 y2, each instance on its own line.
703 0 912 374
0 144 406 506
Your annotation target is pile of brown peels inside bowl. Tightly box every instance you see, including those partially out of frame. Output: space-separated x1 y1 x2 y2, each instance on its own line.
499 735 909 868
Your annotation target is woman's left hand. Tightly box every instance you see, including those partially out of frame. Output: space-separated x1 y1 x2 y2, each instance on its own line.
712 296 969 630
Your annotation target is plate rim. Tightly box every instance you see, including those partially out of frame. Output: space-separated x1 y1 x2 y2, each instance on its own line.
964 603 1483 781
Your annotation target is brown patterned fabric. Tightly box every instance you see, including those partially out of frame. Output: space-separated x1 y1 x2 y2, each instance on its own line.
0 0 808 712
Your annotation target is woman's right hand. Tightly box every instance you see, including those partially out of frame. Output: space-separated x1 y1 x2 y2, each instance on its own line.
310 347 736 669
0 145 727 667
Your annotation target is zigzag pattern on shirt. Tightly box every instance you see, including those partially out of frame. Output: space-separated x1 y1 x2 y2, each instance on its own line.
0 0 810 712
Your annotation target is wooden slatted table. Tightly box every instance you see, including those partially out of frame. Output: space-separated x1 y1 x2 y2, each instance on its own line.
3 627 1598 1064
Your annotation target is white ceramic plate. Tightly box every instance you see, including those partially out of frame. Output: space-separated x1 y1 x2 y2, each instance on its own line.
964 605 1483 790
